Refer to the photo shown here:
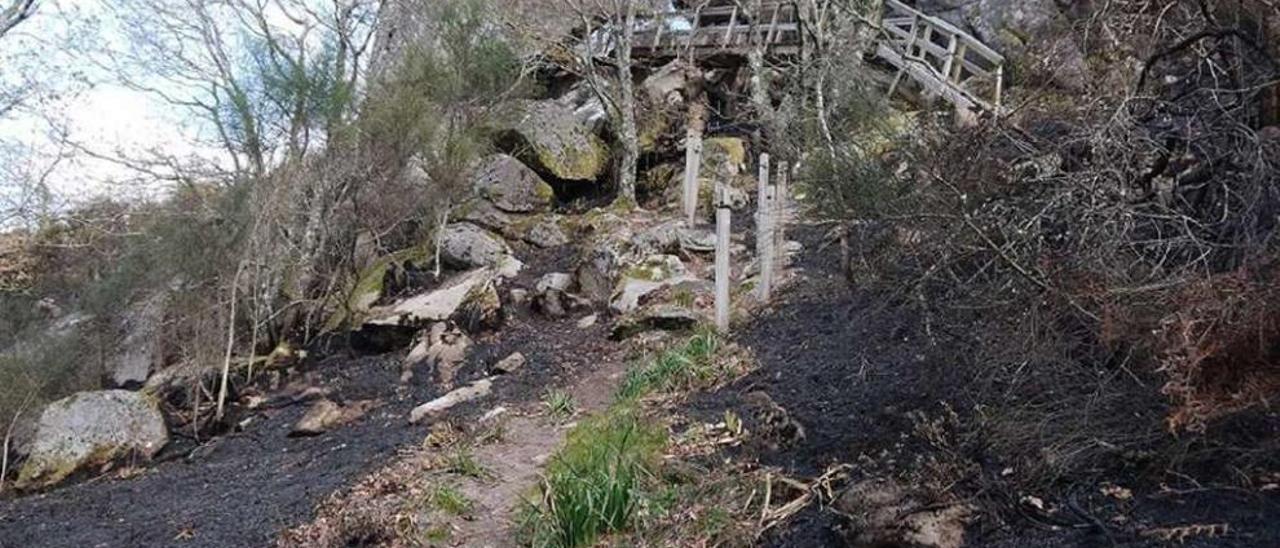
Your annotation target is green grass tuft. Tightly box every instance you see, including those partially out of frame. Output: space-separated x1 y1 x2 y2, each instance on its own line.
446 449 488 480
542 389 577 421
429 484 473 516
616 330 720 400
520 406 664 548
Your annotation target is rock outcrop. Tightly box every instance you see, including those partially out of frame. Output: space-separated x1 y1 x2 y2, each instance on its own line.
917 0 1087 90
500 100 609 182
17 390 168 489
108 293 167 388
439 223 523 277
470 154 556 213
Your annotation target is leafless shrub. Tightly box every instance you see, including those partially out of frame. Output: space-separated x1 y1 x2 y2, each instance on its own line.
818 0 1280 486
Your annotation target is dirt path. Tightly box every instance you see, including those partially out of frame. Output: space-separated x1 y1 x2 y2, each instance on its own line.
279 311 636 548
447 350 627 547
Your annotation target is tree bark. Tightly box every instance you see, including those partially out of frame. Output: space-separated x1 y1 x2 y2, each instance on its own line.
614 0 640 206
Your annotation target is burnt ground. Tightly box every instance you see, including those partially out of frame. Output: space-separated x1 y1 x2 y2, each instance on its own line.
0 243 611 548
691 224 1280 547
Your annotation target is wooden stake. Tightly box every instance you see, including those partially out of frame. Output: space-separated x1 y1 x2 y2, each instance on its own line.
756 153 773 301
715 185 731 333
774 160 789 274
683 100 706 225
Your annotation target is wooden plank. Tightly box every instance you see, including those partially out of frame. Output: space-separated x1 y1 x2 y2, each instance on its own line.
652 14 665 49
765 3 782 44
951 43 968 82
876 43 985 111
994 64 1004 107
940 34 958 84
773 159 789 274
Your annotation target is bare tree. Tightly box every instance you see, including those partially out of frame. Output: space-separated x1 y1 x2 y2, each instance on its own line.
99 0 376 179
566 0 643 206
0 0 35 40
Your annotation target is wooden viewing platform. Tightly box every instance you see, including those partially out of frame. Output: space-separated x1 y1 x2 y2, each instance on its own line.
632 2 803 58
877 0 1005 111
630 0 1005 113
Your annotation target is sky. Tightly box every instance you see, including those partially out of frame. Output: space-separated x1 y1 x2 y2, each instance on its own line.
0 0 318 223
0 1 213 209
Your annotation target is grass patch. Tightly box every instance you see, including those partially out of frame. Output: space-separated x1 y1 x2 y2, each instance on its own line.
617 330 720 400
446 449 488 480
521 332 742 547
429 484 473 516
520 405 665 548
542 389 577 421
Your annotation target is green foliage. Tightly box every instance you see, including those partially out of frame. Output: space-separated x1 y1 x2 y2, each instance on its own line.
521 406 664 548
446 449 488 480
616 331 720 401
359 0 523 170
0 321 101 432
428 484 474 516
542 389 577 421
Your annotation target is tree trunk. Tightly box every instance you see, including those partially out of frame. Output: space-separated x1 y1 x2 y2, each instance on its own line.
614 0 640 206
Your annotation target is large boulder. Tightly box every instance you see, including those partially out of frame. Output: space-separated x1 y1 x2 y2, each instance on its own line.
664 137 753 213
365 268 498 328
109 293 167 388
575 214 691 303
610 255 698 314
439 223 523 277
500 100 609 182
524 217 570 248
17 390 168 489
470 154 555 213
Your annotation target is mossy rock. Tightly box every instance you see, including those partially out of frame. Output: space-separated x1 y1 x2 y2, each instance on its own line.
704 137 748 170
502 100 609 182
469 154 556 213
17 390 168 490
323 246 430 332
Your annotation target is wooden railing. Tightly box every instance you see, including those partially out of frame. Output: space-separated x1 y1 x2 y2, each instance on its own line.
876 0 1005 111
632 2 802 57
629 0 1005 113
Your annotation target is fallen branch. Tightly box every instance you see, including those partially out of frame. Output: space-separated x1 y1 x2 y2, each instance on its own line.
755 463 854 538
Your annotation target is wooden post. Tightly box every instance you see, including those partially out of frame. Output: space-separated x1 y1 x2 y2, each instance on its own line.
756 152 773 301
994 64 1004 108
723 6 738 48
683 99 706 225
940 34 958 84
715 183 731 333
773 159 789 274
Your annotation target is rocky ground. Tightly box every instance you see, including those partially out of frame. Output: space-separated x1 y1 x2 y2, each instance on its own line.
0 235 632 547
4 218 1279 548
